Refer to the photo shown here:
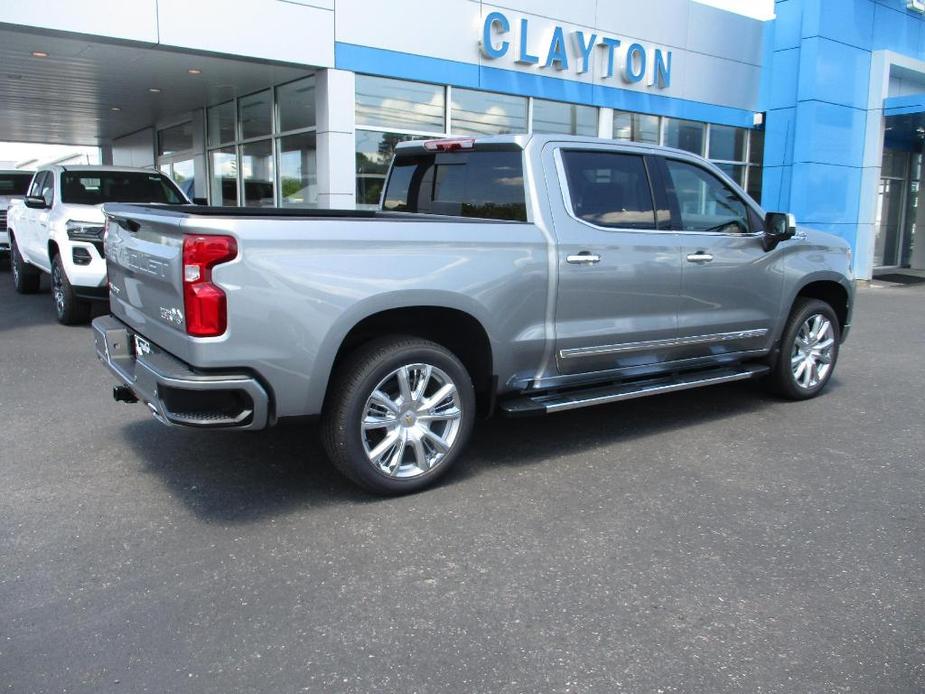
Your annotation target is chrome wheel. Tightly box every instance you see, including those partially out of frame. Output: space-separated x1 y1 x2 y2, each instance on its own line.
52 262 65 315
361 363 463 479
791 314 835 389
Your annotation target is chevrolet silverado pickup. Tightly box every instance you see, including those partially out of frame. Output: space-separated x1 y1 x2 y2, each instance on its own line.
8 165 189 324
92 135 854 494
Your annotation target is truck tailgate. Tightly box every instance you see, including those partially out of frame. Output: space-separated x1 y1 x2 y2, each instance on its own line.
103 205 193 357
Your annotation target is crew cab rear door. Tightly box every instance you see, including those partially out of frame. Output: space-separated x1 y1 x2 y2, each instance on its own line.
544 143 683 376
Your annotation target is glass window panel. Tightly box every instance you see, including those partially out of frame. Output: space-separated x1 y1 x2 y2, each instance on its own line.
881 149 910 179
708 125 746 162
664 118 705 155
277 76 316 133
207 102 236 147
715 163 746 187
612 111 659 144
157 122 193 156
241 140 274 207
278 132 317 208
561 150 656 229
749 128 764 165
239 90 272 140
451 88 527 136
664 159 749 233
532 99 597 136
383 150 526 221
355 130 422 208
355 75 444 133
210 147 237 206
170 159 195 199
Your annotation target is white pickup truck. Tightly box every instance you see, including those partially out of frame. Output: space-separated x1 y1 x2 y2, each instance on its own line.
0 170 34 256
8 165 189 324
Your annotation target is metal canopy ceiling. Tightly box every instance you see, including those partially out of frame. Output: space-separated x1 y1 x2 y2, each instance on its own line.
0 27 312 146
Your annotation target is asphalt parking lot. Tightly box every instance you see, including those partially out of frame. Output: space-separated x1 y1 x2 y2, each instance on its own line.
1 268 922 693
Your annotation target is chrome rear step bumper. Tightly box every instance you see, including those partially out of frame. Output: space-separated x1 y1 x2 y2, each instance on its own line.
92 315 271 430
500 364 770 416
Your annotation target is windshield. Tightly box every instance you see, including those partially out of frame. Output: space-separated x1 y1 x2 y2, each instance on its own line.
0 173 34 196
60 171 185 205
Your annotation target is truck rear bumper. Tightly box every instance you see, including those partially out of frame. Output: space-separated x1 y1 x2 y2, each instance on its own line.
92 315 271 430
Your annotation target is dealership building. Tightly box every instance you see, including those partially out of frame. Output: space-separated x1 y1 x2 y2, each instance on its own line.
2 0 925 278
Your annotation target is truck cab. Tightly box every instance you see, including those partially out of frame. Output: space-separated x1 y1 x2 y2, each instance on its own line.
8 165 189 324
0 170 34 256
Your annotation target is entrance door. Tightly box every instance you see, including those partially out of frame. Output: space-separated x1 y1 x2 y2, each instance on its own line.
874 149 915 268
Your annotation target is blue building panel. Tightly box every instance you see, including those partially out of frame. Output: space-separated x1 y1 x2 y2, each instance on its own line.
871 1 924 55
767 47 801 110
790 162 863 226
796 37 871 109
793 101 868 166
799 0 874 50
773 0 804 52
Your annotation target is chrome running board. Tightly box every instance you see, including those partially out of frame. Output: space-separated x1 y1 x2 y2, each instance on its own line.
500 364 770 416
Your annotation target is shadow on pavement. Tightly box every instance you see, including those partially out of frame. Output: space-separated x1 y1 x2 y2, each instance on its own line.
118 377 802 523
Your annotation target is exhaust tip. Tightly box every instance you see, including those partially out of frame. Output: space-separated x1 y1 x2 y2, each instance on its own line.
113 385 139 404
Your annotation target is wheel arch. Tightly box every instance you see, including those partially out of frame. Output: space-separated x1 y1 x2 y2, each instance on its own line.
319 299 496 415
793 277 850 333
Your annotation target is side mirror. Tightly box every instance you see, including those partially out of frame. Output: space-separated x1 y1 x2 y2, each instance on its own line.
192 197 208 206
24 195 49 210
762 212 796 251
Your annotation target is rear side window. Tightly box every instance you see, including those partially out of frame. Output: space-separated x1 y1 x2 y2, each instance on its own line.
663 159 750 233
561 150 656 229
383 150 527 221
0 173 34 195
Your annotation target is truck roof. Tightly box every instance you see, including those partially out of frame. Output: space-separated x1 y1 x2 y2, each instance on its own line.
394 133 698 159
36 165 168 174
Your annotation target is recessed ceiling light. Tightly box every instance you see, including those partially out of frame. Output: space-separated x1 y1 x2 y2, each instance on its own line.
111 106 121 111
31 51 48 58
148 87 161 93
187 68 202 75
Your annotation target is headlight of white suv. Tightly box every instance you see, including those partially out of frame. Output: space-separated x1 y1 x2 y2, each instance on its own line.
66 220 106 242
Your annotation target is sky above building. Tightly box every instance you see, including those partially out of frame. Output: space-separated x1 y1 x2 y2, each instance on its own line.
695 0 775 20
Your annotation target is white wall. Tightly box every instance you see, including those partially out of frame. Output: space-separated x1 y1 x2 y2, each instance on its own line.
111 129 155 168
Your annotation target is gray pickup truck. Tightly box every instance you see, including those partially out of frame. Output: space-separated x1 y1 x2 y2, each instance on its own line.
93 134 854 494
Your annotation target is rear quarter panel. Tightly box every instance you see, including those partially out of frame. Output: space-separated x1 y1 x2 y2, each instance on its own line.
158 216 549 418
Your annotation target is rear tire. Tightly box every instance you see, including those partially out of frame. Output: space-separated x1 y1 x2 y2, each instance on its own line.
767 298 840 400
321 336 476 495
51 254 91 325
10 234 40 294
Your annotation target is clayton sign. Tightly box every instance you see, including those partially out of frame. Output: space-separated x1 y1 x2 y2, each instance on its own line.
479 11 672 89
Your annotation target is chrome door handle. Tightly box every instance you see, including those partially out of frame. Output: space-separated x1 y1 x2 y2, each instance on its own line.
686 252 713 263
566 252 601 265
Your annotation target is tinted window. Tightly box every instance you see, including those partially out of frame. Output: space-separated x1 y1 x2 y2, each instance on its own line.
60 172 185 205
561 150 656 229
383 150 526 221
664 159 749 233
0 173 34 195
27 172 45 198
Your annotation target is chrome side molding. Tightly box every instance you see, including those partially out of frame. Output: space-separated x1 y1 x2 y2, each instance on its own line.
558 328 769 360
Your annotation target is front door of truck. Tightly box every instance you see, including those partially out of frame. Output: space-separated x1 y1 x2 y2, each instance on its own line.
544 144 683 377
658 156 781 360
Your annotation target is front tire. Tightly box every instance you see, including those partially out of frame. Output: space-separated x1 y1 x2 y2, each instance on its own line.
321 336 476 495
51 254 91 325
10 234 40 294
767 298 840 400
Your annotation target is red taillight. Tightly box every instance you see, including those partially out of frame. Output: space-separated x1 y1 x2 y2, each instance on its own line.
422 138 476 152
182 234 237 337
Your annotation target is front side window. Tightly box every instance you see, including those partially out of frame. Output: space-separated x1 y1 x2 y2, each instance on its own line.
561 150 656 229
60 172 184 205
27 171 46 198
383 150 526 221
664 159 749 233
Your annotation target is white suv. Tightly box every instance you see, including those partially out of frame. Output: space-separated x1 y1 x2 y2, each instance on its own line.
8 166 189 324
